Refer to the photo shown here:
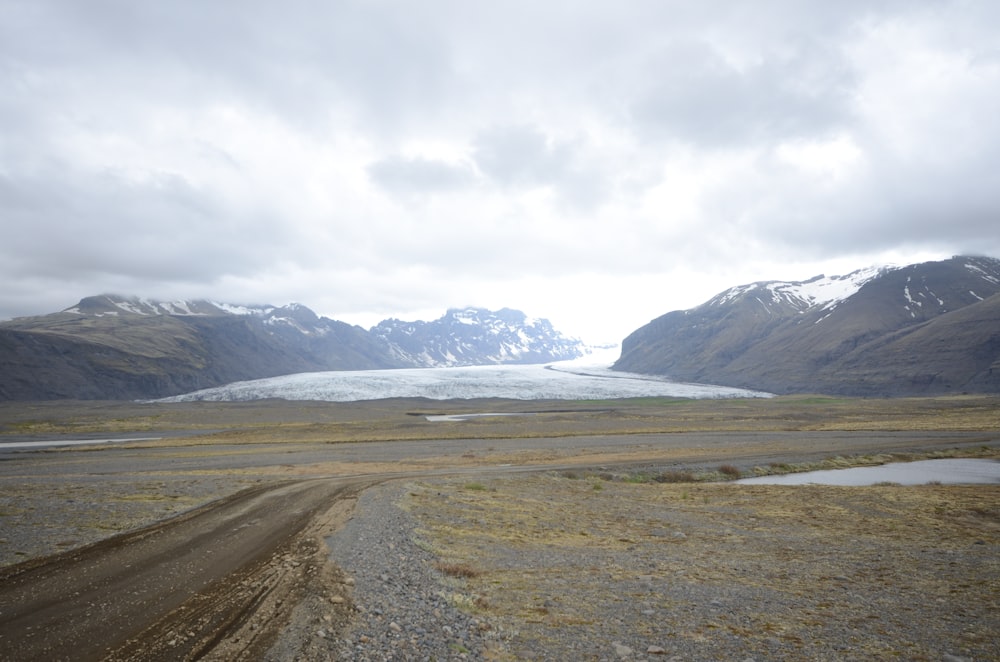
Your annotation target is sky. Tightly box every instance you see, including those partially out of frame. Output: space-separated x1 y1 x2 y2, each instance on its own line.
2 1 998 345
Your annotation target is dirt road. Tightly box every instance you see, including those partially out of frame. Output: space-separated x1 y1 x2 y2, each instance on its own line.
0 477 374 661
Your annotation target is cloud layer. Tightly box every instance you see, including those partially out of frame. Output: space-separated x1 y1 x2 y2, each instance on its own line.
2 0 998 343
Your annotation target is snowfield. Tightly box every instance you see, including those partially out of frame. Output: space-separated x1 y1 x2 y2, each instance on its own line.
157 355 771 403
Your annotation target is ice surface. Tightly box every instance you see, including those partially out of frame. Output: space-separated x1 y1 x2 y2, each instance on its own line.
157 357 771 403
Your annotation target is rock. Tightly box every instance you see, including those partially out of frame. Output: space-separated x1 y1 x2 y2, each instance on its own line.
613 641 633 658
647 645 667 654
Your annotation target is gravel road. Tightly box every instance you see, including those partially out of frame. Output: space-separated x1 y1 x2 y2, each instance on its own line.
265 481 507 661
0 478 372 661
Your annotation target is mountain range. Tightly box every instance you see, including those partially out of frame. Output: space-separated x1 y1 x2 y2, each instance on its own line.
613 255 1000 396
3 255 998 401
0 297 584 400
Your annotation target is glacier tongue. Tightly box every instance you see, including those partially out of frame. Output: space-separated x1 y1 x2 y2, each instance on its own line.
157 361 772 403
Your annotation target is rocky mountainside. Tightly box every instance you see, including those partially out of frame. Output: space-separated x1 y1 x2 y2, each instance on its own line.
372 307 582 367
0 296 584 400
614 255 1000 396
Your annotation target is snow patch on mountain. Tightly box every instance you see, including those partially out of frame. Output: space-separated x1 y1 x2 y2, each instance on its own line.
708 265 894 315
965 258 1000 284
372 307 584 367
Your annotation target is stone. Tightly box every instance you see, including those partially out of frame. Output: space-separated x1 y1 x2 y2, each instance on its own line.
613 641 633 658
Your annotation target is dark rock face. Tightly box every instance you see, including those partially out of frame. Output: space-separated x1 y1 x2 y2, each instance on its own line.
614 256 1000 396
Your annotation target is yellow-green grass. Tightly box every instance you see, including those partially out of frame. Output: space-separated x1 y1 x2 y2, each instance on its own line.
3 395 998 447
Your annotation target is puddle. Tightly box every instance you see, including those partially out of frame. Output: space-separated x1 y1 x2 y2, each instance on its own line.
737 458 1000 486
425 412 536 422
0 437 161 451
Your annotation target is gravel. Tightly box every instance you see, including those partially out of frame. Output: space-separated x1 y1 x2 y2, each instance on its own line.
274 473 1000 662
277 482 508 661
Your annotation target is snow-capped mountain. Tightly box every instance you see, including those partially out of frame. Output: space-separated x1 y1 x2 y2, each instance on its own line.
0 297 587 400
372 307 583 367
65 295 333 336
615 256 1000 396
706 265 892 314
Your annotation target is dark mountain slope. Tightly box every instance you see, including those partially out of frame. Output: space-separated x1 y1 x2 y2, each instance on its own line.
0 296 584 400
831 292 1000 395
614 256 1000 396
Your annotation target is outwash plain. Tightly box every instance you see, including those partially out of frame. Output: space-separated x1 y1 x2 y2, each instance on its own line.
0 395 998 660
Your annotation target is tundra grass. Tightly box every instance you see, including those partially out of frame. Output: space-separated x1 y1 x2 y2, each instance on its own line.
3 395 998 446
402 473 1000 659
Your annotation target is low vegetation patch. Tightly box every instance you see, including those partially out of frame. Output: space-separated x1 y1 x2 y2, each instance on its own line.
5 394 999 447
718 464 741 479
404 472 1000 660
435 561 481 579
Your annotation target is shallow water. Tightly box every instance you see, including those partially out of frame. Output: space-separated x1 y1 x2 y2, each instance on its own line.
737 458 1000 486
0 436 161 450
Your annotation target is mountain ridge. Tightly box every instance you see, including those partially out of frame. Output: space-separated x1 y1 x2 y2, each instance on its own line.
373 307 582 367
614 255 1000 396
0 299 584 400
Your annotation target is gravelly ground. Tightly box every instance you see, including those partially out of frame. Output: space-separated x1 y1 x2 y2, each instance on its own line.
299 473 1000 662
261 482 507 661
0 473 260 567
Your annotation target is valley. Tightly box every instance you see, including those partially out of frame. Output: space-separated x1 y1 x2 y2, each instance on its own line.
0 396 998 659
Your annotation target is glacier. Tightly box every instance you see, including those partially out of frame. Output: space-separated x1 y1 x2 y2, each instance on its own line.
157 354 771 403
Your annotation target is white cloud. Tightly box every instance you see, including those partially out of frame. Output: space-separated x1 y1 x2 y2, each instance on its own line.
1 0 998 345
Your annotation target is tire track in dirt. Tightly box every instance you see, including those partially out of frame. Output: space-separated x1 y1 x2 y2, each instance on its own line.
0 477 375 661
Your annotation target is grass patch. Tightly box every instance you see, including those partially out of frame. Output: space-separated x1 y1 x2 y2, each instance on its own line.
462 482 487 491
436 561 482 578
654 470 697 483
718 464 741 479
4 394 1000 446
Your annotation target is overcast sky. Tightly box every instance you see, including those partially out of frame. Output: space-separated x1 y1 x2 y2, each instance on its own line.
2 1 998 344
